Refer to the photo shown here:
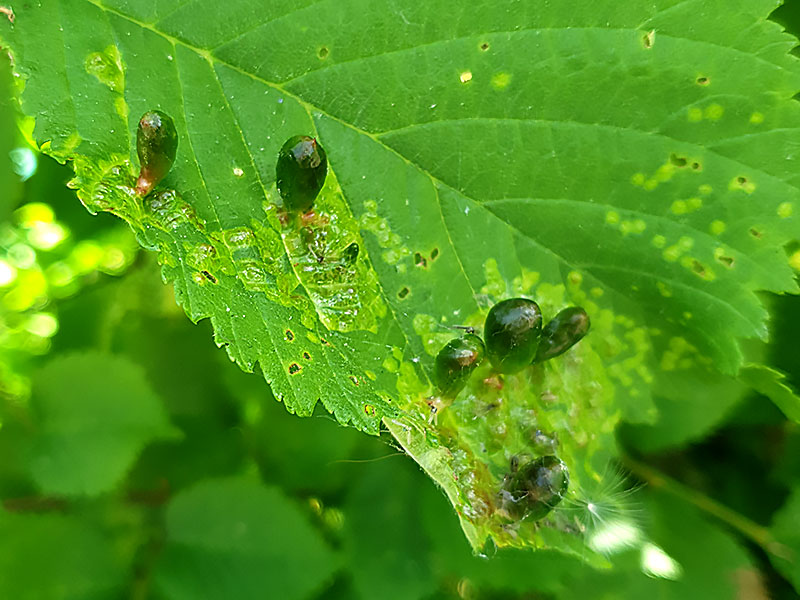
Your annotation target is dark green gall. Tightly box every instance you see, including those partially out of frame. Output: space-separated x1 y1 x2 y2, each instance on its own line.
534 306 590 363
276 135 327 212
484 298 542 373
136 110 178 196
342 242 359 264
505 455 569 521
434 334 485 397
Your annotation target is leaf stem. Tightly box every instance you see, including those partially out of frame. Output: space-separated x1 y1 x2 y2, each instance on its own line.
621 454 790 559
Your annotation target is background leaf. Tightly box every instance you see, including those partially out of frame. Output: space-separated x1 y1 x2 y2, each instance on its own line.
154 476 340 600
0 509 127 599
26 351 176 495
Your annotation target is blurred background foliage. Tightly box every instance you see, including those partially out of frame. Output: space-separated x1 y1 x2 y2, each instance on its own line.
2 6 800 600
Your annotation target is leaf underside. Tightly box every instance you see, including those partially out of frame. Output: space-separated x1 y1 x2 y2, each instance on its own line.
3 0 799 554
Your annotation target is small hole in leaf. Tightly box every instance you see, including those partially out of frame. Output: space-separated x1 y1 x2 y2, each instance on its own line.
321 337 330 345
430 248 439 260
691 260 706 277
201 270 217 283
364 404 375 415
414 252 427 268
317 46 329 60
480 42 489 51
669 153 687 167
398 287 410 299
303 351 311 360
737 176 747 185
717 254 734 268
642 30 655 49
350 375 359 386
285 330 294 341
696 76 710 86
691 162 702 170
288 363 301 375
749 228 762 239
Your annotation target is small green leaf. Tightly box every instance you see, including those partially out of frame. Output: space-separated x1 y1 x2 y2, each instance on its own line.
738 364 800 423
154 476 339 600
26 352 177 495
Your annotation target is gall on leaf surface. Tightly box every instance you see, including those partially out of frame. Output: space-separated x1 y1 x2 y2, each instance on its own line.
2 0 800 555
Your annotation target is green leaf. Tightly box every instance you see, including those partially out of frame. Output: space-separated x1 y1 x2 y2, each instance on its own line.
3 0 799 553
154 476 339 600
26 351 177 495
0 509 126 599
738 363 800 423
769 485 800 594
342 458 437 600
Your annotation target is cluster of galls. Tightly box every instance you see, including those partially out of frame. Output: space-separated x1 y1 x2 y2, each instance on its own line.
433 298 589 521
433 298 590 398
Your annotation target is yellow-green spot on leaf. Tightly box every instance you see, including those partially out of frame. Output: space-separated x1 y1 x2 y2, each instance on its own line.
662 245 681 262
749 112 765 125
84 45 125 93
789 249 800 271
481 258 506 298
704 103 724 120
383 356 399 372
729 176 755 193
699 184 712 195
413 313 450 357
670 200 688 215
620 219 646 235
360 199 410 259
709 220 726 235
657 281 672 297
512 269 540 296
777 202 793 218
459 70 473 83
654 164 675 182
567 271 583 287
590 287 604 298
605 211 620 225
651 235 666 249
682 312 692 320
630 172 646 186
687 107 703 122
660 336 698 371
491 72 511 89
643 179 658 191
